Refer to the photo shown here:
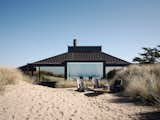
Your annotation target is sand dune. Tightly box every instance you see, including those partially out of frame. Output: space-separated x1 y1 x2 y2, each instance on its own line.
0 82 158 120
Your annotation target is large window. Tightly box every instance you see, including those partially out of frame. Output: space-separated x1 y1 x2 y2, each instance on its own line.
67 62 103 79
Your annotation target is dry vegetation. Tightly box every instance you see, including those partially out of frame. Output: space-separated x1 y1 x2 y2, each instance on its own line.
0 66 107 90
55 79 107 88
32 70 108 88
109 64 160 105
0 66 32 91
1 64 160 108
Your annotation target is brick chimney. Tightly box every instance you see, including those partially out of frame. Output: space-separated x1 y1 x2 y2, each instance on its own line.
73 39 77 47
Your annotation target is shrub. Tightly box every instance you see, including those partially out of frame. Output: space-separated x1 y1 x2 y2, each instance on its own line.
0 66 31 91
110 64 160 105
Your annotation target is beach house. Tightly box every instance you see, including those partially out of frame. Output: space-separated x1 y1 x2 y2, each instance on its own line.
21 39 130 80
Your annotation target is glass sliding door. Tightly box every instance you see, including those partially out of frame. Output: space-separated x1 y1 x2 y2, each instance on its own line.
67 62 103 79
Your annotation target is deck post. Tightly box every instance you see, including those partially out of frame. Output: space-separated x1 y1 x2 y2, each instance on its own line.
31 66 33 76
64 62 67 80
103 62 106 79
38 66 40 82
31 70 33 76
27 65 29 75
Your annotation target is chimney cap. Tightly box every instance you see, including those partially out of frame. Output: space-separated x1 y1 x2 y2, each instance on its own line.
73 38 77 47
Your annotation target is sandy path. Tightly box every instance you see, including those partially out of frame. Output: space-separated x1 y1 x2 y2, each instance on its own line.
0 82 158 120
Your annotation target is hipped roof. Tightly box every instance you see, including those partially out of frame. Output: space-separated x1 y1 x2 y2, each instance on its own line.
31 51 130 66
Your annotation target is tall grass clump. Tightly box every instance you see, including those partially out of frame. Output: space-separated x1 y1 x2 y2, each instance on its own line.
31 70 108 88
56 79 108 88
110 64 160 105
0 66 31 91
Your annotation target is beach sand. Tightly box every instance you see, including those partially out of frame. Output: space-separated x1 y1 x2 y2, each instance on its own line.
0 82 158 120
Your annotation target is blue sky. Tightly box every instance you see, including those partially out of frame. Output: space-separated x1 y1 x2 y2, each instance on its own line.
0 0 160 67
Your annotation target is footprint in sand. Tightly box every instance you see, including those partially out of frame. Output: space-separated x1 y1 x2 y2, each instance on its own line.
25 117 30 120
29 106 34 112
94 116 98 120
3 107 6 112
12 115 15 119
74 110 77 113
36 109 39 113
117 109 124 114
70 114 74 117
38 103 42 106
127 114 133 119
105 106 110 111
70 110 77 118
80 117 84 120
50 113 54 117
47 107 49 111
59 111 64 116
51 104 55 109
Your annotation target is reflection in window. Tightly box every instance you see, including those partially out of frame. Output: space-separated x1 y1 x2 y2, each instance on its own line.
36 67 64 75
67 62 103 79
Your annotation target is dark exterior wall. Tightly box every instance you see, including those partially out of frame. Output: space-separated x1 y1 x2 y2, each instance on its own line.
68 46 102 52
103 62 106 78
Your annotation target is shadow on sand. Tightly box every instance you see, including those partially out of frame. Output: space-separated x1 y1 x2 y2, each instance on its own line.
38 81 57 88
109 93 153 106
108 96 136 104
137 111 160 120
109 94 160 120
84 89 106 97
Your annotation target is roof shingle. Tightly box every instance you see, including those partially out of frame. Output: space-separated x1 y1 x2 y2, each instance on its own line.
32 51 130 66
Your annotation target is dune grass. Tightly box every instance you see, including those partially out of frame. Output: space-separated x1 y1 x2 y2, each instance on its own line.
0 66 32 92
55 79 107 88
32 70 108 88
109 64 160 105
